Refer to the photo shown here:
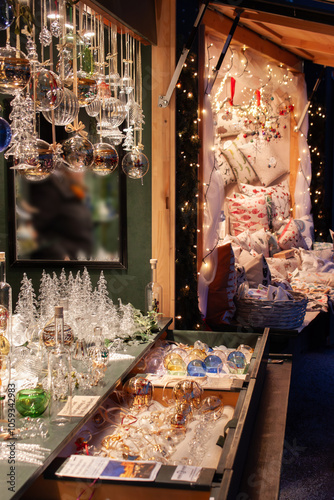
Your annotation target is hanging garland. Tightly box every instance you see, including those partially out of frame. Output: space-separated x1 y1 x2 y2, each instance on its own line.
308 100 328 241
175 53 203 330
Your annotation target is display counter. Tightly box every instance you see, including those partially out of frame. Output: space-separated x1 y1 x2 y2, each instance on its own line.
1 318 173 500
17 327 271 500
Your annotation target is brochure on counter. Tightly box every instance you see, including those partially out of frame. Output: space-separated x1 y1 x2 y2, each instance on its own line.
56 455 162 481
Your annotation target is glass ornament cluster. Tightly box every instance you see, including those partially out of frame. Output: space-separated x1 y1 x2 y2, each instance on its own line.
141 339 252 377
90 374 228 467
10 267 159 403
0 1 148 181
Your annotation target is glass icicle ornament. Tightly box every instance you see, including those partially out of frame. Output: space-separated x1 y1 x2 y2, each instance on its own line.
145 259 162 315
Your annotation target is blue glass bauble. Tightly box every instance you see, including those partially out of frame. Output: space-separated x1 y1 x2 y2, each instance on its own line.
187 359 206 377
227 351 247 370
204 354 224 374
0 1 14 31
0 117 11 152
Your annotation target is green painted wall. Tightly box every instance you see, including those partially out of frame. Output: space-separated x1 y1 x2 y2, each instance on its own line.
0 46 152 312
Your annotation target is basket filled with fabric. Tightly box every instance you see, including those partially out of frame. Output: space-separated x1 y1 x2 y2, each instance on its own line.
235 284 308 330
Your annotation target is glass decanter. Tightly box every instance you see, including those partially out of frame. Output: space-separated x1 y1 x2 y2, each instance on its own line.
49 306 72 422
145 259 163 314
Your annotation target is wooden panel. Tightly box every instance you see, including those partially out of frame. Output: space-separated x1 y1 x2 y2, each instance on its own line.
151 1 176 322
203 9 301 70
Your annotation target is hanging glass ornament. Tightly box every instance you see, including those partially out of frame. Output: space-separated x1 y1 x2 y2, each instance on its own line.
97 81 111 100
0 43 30 95
122 149 149 179
29 68 64 111
39 26 52 47
14 139 55 182
0 117 11 152
101 97 127 128
50 19 62 38
89 143 118 176
85 98 101 117
62 134 94 172
0 0 14 30
103 128 125 146
42 88 79 126
75 71 98 107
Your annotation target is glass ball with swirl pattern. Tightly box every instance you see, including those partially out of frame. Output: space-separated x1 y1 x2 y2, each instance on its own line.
42 88 79 126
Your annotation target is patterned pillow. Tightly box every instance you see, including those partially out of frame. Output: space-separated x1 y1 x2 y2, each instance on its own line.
278 219 308 250
222 140 258 184
215 108 250 137
238 251 271 288
239 139 289 186
214 137 236 186
206 243 237 327
239 180 291 225
227 193 270 236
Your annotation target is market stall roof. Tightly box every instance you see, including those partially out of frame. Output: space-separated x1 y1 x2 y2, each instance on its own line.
206 0 334 69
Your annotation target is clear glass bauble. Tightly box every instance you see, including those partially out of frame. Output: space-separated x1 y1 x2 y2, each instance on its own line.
0 0 14 30
0 44 30 95
122 150 149 179
90 142 118 176
85 98 101 117
0 117 11 152
100 97 127 128
76 72 98 106
29 68 64 111
15 139 55 182
62 133 94 172
102 128 124 146
123 376 153 408
42 87 79 126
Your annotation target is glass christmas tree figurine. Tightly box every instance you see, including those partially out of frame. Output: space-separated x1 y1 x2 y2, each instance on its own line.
0 252 11 353
145 259 163 315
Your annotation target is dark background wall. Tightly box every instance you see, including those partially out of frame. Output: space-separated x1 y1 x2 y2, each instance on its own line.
0 45 152 312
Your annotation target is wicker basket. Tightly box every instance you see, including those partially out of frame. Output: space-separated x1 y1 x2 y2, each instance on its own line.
235 291 308 330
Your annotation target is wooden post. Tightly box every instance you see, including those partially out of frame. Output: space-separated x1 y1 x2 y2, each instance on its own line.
151 0 176 322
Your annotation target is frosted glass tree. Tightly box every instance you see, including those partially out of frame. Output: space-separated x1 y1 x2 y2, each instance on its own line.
13 273 38 345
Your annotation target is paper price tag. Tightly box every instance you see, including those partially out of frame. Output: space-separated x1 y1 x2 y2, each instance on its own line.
171 465 202 482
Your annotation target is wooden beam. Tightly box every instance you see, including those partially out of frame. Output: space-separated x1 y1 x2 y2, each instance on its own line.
281 36 334 56
203 9 301 70
239 9 334 38
151 0 176 322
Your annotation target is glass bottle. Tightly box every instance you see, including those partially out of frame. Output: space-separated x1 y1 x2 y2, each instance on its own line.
49 306 72 410
145 259 163 314
0 252 11 354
